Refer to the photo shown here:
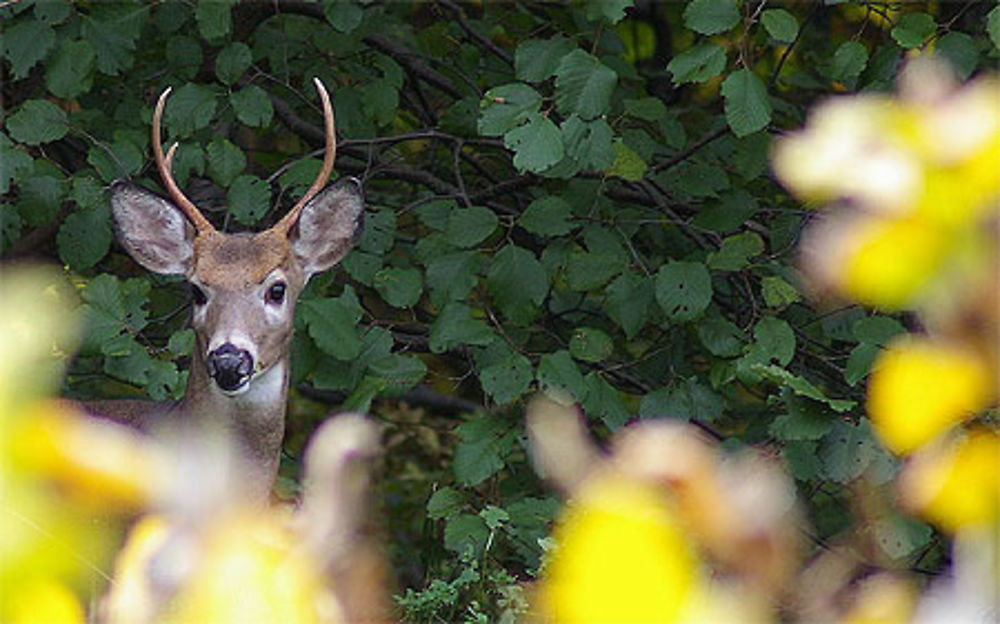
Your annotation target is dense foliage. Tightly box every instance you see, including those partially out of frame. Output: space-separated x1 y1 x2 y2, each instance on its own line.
3 0 999 619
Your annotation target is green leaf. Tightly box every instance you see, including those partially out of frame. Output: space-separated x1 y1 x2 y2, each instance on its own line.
891 12 936 49
6 100 68 145
755 364 857 413
666 42 726 85
624 97 667 122
57 206 112 271
761 8 799 43
444 514 489 556
300 288 364 361
424 251 481 307
515 36 576 82
166 35 203 80
873 514 932 560
486 245 548 325
720 69 772 137
373 267 423 308
607 139 648 181
707 231 764 271
324 0 364 33
215 42 252 85
446 205 499 248
518 196 576 236
655 261 712 322
479 84 542 136
684 0 740 36
569 327 613 363
428 302 496 353
34 0 72 24
989 6 1000 51
642 377 723 422
427 487 465 520
229 86 274 128
504 113 565 173
935 32 978 80
761 276 801 308
537 350 588 403
782 441 823 481
845 343 880 386
88 140 144 182
368 353 427 394
692 189 757 231
206 137 246 187
195 0 234 40
852 316 906 345
659 161 729 197
769 396 834 441
819 419 877 484
479 350 533 405
561 116 615 170
357 207 396 254
604 271 652 339
553 50 618 120
830 41 869 82
166 83 217 136
168 329 195 357
453 415 515 486
16 176 63 227
566 251 623 292
584 0 632 24
226 174 270 225
2 19 55 79
583 372 630 430
697 316 746 357
45 39 96 99
753 316 796 366
82 10 144 76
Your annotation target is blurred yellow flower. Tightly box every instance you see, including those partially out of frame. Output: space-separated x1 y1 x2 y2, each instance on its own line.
867 337 993 456
537 473 698 623
900 429 1000 532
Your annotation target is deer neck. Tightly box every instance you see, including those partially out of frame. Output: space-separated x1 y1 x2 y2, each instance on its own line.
180 352 290 499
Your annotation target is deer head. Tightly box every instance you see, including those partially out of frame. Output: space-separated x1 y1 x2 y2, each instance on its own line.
109 78 363 397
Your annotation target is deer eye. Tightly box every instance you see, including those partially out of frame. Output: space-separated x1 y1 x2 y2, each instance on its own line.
191 284 208 306
265 281 286 305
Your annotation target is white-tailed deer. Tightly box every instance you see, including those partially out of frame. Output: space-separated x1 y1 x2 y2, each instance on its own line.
86 78 364 502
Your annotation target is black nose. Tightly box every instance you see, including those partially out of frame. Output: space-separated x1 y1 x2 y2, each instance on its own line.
206 343 254 392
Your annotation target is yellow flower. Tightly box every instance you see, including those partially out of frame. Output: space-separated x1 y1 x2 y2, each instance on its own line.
867 337 993 455
537 473 698 623
900 429 1000 532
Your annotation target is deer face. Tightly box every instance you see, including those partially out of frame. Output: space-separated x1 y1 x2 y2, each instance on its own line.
110 178 363 395
109 79 362 396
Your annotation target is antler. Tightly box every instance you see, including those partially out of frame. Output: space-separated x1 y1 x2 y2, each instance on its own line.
152 88 216 234
274 77 337 235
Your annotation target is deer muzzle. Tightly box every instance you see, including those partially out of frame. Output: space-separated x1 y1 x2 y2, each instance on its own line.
206 343 254 393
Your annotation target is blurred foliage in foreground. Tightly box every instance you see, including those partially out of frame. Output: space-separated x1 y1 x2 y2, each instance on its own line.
3 0 1000 621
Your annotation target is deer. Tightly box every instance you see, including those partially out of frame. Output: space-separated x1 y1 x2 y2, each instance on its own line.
83 78 364 504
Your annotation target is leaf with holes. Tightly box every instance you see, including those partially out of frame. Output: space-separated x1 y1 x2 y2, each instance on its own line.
478 350 533 405
479 83 542 136
819 419 878 484
227 174 270 225
655 261 712 322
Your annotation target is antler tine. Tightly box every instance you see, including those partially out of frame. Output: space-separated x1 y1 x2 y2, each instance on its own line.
152 87 215 234
275 77 337 234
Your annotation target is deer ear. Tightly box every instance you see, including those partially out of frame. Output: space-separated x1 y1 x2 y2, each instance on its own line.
290 177 364 276
110 180 195 276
